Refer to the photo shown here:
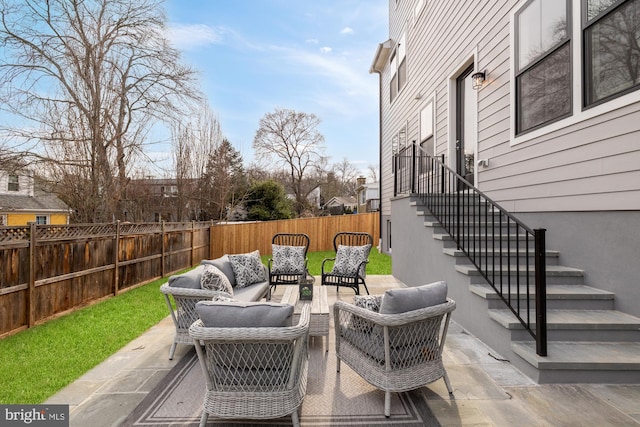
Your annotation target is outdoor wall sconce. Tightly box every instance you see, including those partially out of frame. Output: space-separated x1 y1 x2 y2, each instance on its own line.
471 70 486 90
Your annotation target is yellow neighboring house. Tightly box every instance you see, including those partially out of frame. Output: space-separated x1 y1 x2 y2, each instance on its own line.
0 169 70 226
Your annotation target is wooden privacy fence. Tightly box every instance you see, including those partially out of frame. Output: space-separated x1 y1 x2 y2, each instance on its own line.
209 212 380 258
0 213 379 337
0 221 210 337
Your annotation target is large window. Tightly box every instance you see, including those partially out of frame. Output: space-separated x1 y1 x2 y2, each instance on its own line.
8 174 19 191
389 32 407 103
584 0 640 107
515 0 572 134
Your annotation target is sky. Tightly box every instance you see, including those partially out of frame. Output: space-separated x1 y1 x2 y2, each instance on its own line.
161 0 389 176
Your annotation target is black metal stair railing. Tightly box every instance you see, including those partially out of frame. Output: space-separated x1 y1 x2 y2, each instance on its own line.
394 144 547 356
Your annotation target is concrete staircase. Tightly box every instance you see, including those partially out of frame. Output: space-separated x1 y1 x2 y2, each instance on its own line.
410 199 640 384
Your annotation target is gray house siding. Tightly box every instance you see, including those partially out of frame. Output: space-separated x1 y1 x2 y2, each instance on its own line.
377 0 640 319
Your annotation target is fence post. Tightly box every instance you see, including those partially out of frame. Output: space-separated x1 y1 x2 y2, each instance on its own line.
191 220 196 267
411 141 416 194
534 228 547 356
28 222 36 328
161 221 166 277
114 220 120 296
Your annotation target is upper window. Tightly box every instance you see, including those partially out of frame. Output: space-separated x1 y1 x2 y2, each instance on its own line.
389 32 407 103
515 0 572 135
584 0 640 107
35 215 48 225
8 174 19 191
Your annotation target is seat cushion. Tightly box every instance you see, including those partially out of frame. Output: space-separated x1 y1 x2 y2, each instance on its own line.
232 280 269 302
196 300 294 328
271 244 306 274
332 244 371 276
200 264 234 295
379 281 447 314
228 250 266 288
168 265 205 289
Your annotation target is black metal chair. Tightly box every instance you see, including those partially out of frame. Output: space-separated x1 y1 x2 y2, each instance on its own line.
268 233 310 299
321 232 373 295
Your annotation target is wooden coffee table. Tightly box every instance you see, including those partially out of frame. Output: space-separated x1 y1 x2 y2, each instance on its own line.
281 285 330 351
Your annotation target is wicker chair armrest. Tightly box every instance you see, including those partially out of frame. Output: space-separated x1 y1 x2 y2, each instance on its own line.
160 283 226 298
321 257 336 274
189 304 311 341
334 298 456 327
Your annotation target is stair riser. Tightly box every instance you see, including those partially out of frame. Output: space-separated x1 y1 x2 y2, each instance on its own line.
537 370 640 384
469 275 585 286
486 298 614 310
509 328 640 342
455 254 559 267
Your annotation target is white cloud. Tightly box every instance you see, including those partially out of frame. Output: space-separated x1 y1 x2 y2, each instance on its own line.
167 24 222 50
340 27 354 35
320 46 333 54
306 38 319 45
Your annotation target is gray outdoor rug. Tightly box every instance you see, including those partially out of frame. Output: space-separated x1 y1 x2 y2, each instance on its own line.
122 337 441 426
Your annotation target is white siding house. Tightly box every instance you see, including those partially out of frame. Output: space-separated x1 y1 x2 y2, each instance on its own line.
374 0 640 383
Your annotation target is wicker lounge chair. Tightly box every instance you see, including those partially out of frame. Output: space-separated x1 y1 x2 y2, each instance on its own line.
321 231 373 295
334 297 456 417
268 233 310 298
159 284 225 359
189 304 311 427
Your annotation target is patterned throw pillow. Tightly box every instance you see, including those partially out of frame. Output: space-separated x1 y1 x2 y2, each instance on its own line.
331 244 372 276
228 250 266 288
350 295 383 333
211 294 238 303
354 295 382 312
271 245 306 274
200 264 234 296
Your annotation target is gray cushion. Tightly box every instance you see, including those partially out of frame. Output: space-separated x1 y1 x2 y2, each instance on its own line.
168 265 204 289
200 264 234 295
271 244 306 274
232 280 269 302
201 255 236 287
196 300 294 327
379 281 448 314
228 250 266 288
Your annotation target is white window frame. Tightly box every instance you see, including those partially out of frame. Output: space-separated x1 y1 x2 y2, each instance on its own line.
35 215 49 225
389 31 407 103
8 174 19 192
511 0 640 146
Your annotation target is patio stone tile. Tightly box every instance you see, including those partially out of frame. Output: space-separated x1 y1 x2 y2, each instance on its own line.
477 362 535 387
473 399 541 427
45 379 103 407
96 368 164 394
425 398 493 426
70 392 146 427
583 385 640 422
507 385 640 427
424 364 511 401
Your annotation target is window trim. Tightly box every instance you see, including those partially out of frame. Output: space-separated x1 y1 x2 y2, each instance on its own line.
511 0 640 146
582 0 640 109
8 174 19 192
514 0 573 136
35 215 49 225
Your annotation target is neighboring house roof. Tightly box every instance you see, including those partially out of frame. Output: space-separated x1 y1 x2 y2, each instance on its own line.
324 196 357 208
0 192 69 213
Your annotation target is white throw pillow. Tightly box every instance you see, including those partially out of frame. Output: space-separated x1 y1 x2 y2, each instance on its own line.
271 244 306 274
331 244 372 276
200 264 234 295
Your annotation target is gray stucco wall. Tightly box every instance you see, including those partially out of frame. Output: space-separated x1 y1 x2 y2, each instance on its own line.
515 211 640 319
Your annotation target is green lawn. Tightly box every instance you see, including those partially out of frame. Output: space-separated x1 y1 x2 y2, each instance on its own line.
0 249 391 404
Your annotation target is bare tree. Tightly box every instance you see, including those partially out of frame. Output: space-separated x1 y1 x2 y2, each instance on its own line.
253 108 327 215
367 165 379 183
0 0 200 222
172 105 223 220
332 157 360 197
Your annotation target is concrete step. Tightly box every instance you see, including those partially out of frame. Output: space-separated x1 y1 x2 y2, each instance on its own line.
511 341 640 384
490 309 640 342
444 247 560 265
470 283 615 310
456 264 585 285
